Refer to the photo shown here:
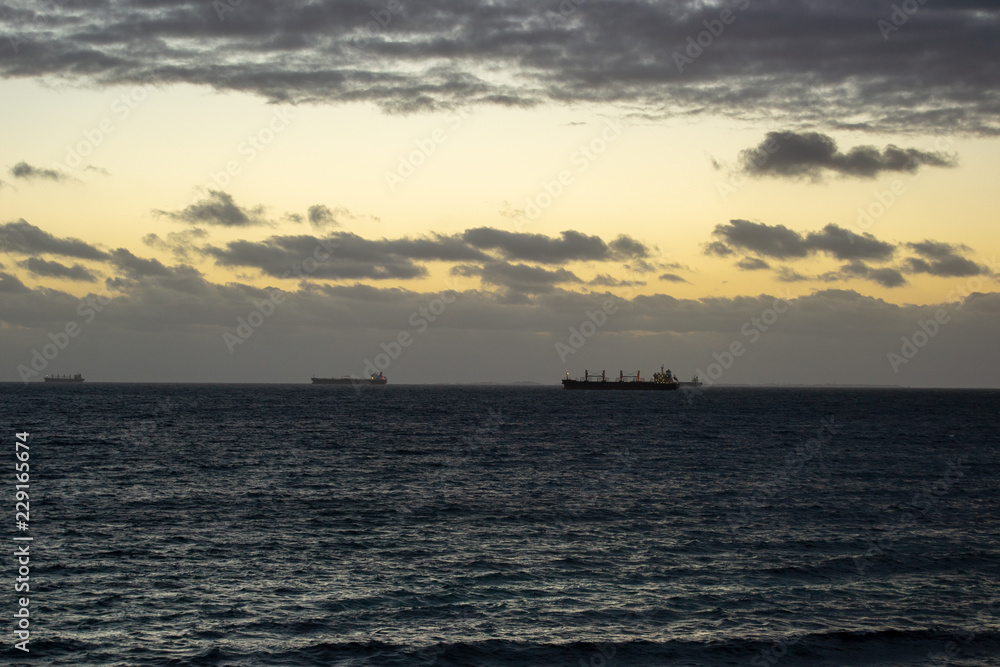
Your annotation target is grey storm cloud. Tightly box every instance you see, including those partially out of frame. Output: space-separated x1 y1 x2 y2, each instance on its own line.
0 219 109 260
3 2 998 133
462 228 648 264
710 220 895 262
17 257 99 282
9 161 70 182
155 191 270 227
739 132 957 179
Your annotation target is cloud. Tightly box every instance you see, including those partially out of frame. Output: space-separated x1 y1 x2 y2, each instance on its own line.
463 228 647 264
739 132 956 180
203 233 428 281
142 229 210 261
711 221 894 262
0 271 30 293
776 267 809 282
736 256 770 271
17 257 99 282
710 220 808 259
5 2 995 133
835 260 907 288
110 248 176 279
589 274 645 288
805 224 895 262
307 204 339 227
453 261 581 295
658 273 688 283
0 220 109 260
9 161 71 182
155 190 270 227
903 241 984 277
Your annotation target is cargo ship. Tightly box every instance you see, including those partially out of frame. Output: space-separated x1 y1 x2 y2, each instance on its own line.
43 373 85 383
562 367 679 390
311 372 387 385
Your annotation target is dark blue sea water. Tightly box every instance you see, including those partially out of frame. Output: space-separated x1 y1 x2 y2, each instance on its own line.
2 384 998 666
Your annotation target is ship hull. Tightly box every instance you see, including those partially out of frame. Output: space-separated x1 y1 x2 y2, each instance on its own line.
311 377 387 385
43 377 84 383
561 379 679 390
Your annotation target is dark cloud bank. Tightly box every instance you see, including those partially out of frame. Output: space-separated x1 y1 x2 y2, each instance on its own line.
707 219 992 288
2 218 998 385
2 1 999 133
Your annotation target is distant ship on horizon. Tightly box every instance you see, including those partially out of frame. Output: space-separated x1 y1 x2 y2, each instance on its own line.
562 366 703 390
311 372 387 385
43 373 85 383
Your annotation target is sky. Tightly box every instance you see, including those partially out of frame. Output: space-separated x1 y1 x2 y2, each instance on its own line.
1 0 999 386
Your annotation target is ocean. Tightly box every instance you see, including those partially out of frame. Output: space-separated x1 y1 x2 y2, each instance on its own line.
2 384 998 666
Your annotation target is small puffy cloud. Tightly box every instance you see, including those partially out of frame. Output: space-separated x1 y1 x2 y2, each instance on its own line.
704 241 735 257
739 132 956 180
805 224 895 261
142 228 209 261
17 257 98 282
453 261 581 294
776 267 809 282
711 220 808 259
155 190 270 227
307 204 339 227
659 273 688 283
736 257 770 271
904 241 983 277
837 260 907 288
9 161 71 182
